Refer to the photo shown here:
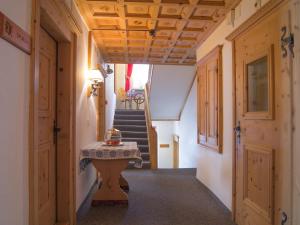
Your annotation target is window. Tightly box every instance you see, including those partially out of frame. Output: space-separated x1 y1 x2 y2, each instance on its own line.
243 45 274 120
131 64 150 90
197 46 223 153
246 56 268 112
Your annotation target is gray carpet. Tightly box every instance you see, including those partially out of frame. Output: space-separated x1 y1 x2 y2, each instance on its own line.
77 169 235 225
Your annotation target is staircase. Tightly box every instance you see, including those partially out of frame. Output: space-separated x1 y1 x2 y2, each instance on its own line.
113 109 151 169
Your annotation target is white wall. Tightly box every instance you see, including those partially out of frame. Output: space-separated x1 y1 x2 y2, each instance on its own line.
174 80 200 168
72 5 116 210
74 6 98 210
150 65 195 120
105 64 116 130
175 0 271 210
152 121 175 168
0 1 31 225
115 64 126 109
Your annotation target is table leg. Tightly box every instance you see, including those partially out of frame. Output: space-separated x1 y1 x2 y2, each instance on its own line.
92 159 129 205
119 174 129 191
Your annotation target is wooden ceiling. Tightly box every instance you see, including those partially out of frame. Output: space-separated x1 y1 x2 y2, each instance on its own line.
76 0 235 65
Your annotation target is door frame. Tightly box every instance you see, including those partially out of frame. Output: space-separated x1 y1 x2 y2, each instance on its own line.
173 135 179 168
29 0 79 224
227 0 292 222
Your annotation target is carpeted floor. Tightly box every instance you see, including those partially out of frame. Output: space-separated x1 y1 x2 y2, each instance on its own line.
77 169 235 225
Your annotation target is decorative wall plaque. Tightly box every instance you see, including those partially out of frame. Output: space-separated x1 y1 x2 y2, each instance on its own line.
0 11 31 54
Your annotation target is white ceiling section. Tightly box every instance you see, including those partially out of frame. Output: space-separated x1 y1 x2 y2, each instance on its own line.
149 65 196 120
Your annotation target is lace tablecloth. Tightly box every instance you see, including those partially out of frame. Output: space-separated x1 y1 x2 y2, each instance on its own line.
80 142 142 169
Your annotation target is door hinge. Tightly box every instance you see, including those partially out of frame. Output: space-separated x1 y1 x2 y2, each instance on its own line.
281 26 294 58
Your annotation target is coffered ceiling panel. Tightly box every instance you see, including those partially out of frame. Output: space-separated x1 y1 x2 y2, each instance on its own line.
76 0 236 65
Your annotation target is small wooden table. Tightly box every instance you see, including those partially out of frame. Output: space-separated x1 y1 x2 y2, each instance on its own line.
80 142 142 205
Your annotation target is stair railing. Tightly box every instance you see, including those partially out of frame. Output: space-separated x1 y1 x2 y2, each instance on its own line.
144 82 158 169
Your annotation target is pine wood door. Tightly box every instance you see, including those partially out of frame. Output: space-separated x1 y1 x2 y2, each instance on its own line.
234 2 293 225
173 135 179 168
38 28 57 225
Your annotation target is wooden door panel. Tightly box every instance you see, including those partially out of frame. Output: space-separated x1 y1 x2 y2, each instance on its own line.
197 46 222 152
38 116 52 145
38 28 57 225
39 53 51 111
207 59 218 146
38 145 50 209
243 144 274 224
198 66 207 144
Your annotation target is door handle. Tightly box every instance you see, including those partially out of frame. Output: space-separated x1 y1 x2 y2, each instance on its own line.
53 120 61 133
53 120 61 144
234 121 241 144
281 212 288 225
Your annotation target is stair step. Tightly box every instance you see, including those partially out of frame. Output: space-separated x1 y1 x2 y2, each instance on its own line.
122 138 148 146
127 160 151 169
138 145 149 153
121 131 147 138
114 119 146 126
114 109 150 169
114 114 145 120
114 125 147 132
141 152 150 161
115 110 145 116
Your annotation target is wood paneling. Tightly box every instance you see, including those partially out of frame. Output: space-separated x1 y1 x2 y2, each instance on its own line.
160 144 170 148
197 46 222 152
0 11 31 54
97 82 106 141
292 0 300 223
76 0 237 65
145 83 158 169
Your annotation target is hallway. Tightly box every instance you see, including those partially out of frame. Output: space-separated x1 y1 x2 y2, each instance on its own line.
77 169 235 225
1 0 300 224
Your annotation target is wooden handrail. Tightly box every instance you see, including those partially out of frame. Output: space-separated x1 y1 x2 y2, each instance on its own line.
144 83 158 169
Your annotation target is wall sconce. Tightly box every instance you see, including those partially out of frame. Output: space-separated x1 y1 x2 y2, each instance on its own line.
106 64 114 75
87 69 104 97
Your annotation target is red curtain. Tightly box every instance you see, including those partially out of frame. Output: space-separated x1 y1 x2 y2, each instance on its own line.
125 64 133 92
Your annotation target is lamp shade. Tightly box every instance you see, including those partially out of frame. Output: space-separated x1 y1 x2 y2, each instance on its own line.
88 69 104 82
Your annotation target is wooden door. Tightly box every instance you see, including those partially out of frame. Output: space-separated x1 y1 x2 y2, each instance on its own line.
38 28 57 225
234 2 293 225
173 135 179 169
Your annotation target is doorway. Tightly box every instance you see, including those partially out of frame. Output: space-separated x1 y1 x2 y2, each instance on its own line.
232 1 293 225
38 27 58 225
173 135 179 169
29 1 77 225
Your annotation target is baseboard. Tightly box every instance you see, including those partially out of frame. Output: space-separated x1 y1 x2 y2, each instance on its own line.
195 178 232 214
76 179 98 218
